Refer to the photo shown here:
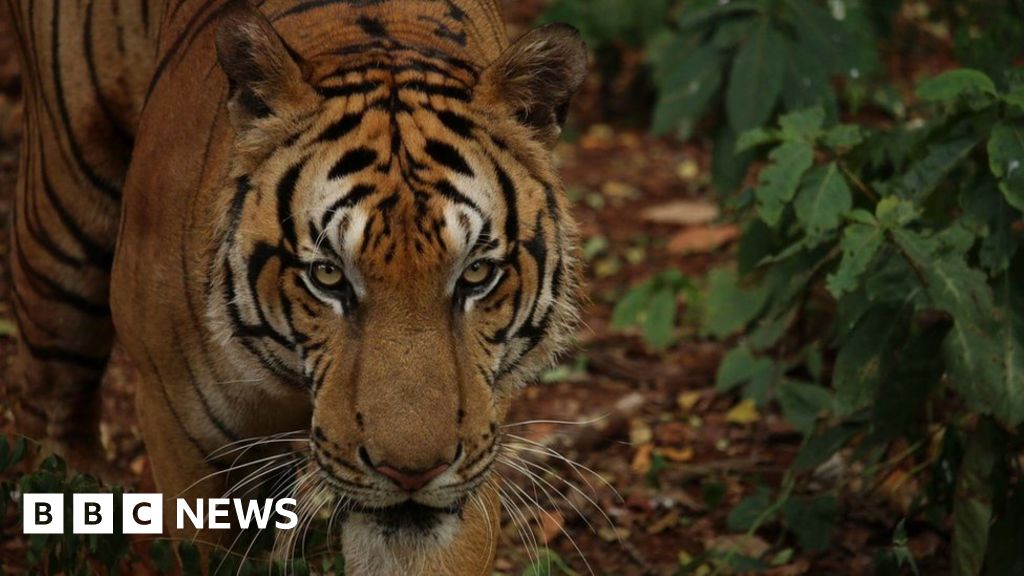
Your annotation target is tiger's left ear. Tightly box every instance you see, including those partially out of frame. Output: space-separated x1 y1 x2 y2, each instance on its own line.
215 0 317 134
478 24 588 148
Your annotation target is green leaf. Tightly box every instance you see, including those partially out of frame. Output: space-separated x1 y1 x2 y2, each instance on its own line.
755 141 815 226
892 230 1024 424
780 0 854 75
727 18 785 133
643 288 678 350
779 107 825 142
987 121 1024 211
793 424 859 472
780 33 838 119
833 305 911 416
916 69 997 104
736 127 779 153
986 484 1024 575
961 180 1020 274
827 221 884 298
951 424 996 576
897 135 982 202
611 280 655 329
876 197 919 228
717 345 774 393
713 124 755 196
652 44 723 138
794 162 853 239
702 268 770 338
727 488 775 531
778 380 833 434
676 0 761 34
822 125 864 150
871 321 951 442
781 495 838 551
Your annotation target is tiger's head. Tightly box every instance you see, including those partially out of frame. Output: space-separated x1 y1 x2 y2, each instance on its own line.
209 2 586 548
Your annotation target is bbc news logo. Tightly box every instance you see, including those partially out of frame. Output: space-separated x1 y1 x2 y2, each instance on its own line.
22 494 298 534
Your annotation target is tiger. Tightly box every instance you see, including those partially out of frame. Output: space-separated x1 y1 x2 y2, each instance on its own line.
6 0 586 573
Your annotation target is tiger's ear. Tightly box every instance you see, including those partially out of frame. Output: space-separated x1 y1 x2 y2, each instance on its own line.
479 24 588 148
215 0 316 133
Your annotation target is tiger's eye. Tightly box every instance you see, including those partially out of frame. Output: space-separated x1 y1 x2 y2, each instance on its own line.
312 262 345 289
461 261 494 286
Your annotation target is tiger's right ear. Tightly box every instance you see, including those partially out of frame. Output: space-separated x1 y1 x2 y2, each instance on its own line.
215 0 317 133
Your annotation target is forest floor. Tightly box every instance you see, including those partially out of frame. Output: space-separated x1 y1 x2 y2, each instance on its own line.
0 4 953 575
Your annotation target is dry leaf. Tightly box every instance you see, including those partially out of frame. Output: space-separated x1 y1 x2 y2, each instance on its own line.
632 443 654 474
647 509 681 535
677 391 703 412
725 399 760 425
538 510 565 544
629 419 653 445
706 534 771 558
667 225 740 255
879 469 918 515
641 200 719 226
676 158 700 181
657 446 695 463
602 180 641 200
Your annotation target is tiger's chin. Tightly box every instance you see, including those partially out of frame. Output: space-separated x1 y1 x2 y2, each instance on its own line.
341 505 462 575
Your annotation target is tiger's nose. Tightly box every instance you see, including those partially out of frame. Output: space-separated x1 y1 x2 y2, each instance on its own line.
374 463 450 492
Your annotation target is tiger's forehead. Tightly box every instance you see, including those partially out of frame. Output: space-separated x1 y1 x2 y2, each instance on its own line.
285 89 507 278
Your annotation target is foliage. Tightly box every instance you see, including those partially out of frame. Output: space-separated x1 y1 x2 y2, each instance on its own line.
0 436 345 575
582 0 1024 571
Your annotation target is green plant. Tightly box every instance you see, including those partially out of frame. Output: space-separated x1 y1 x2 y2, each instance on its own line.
702 63 1024 573
611 269 697 350
0 436 346 575
653 0 883 196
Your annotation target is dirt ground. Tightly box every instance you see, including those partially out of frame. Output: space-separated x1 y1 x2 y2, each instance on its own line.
0 4 952 575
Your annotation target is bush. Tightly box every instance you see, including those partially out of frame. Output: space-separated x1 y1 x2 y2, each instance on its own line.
591 0 1024 572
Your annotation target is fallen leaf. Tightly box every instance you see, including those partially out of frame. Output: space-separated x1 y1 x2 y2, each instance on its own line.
602 180 641 200
629 419 653 445
726 399 761 425
580 123 615 150
538 510 565 544
647 509 681 534
632 443 654 474
677 391 703 412
676 158 701 182
766 558 812 575
657 446 695 463
667 225 740 255
599 526 630 542
878 469 918 515
705 534 771 558
641 200 720 226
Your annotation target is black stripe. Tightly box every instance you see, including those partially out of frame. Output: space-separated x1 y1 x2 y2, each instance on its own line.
425 140 473 176
51 2 121 200
437 111 475 138
12 306 108 370
494 162 519 247
434 180 481 214
41 164 114 268
317 82 380 99
13 242 109 317
328 148 378 180
320 184 377 231
316 113 362 143
277 161 306 249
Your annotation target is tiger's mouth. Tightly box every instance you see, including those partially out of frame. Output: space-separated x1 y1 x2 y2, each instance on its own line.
363 501 464 535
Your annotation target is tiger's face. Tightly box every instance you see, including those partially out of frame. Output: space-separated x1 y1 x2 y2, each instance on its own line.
211 5 586 545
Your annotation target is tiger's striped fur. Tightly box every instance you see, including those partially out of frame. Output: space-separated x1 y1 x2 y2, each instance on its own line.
8 1 586 573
